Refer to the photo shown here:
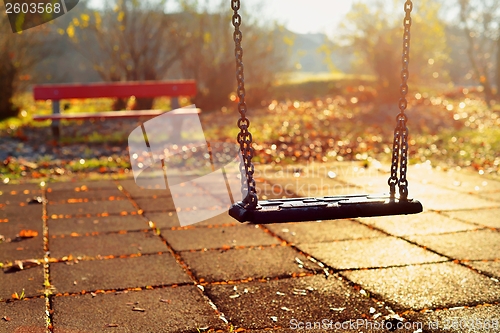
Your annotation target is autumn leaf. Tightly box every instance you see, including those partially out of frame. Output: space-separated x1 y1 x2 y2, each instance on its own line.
18 230 38 238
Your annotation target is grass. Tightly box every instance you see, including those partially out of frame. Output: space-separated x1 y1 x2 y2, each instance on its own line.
12 288 25 300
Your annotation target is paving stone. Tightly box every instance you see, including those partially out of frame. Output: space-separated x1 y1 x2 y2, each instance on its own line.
465 261 500 279
0 183 43 193
416 187 499 211
48 215 148 236
118 178 172 198
409 230 500 260
443 208 500 228
337 175 393 195
134 197 176 212
52 286 223 333
195 212 239 227
0 189 43 205
147 211 238 229
257 162 400 197
266 220 386 244
50 231 167 259
298 237 446 270
0 297 46 332
181 246 319 282
406 304 500 333
163 225 280 251
47 180 118 191
0 266 44 300
47 200 136 217
145 211 180 229
479 191 500 203
46 188 125 203
0 204 42 220
357 212 480 237
172 207 239 228
205 275 390 330
51 254 191 294
343 262 500 310
410 167 500 194
0 236 44 263
262 176 366 198
0 215 43 239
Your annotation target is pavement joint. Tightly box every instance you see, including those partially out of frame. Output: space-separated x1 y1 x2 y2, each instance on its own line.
48 210 141 220
49 228 151 238
41 183 53 332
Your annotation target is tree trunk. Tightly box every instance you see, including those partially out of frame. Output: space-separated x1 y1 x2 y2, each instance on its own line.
496 34 500 97
0 54 19 120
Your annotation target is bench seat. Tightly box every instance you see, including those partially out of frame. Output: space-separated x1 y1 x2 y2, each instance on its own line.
32 108 200 121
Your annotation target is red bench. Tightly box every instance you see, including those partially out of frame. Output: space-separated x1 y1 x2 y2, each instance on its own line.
32 80 199 140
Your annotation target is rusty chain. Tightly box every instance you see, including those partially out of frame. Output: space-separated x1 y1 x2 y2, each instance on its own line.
231 0 257 209
388 0 413 201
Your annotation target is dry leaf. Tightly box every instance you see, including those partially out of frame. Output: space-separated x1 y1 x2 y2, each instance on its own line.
18 230 38 238
132 307 145 312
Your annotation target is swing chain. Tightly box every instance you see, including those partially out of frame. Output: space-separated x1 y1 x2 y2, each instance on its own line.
232 0 257 209
389 0 412 201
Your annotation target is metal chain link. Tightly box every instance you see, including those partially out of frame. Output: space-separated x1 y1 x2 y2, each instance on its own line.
231 0 257 209
388 0 412 201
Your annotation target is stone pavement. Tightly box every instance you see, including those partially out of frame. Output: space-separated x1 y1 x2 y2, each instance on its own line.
1 161 500 333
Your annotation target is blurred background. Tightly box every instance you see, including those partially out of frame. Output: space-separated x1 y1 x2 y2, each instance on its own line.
0 0 499 182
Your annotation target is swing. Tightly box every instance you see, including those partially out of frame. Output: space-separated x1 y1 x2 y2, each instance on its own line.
228 0 423 224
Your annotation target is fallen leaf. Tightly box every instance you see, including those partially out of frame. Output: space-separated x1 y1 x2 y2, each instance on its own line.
132 307 145 312
330 307 346 312
18 230 38 238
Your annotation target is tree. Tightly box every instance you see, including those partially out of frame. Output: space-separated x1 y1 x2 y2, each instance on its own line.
337 0 450 103
0 4 51 120
457 0 500 104
64 0 193 109
178 0 290 109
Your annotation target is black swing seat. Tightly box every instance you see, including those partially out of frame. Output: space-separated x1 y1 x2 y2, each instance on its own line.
229 194 423 224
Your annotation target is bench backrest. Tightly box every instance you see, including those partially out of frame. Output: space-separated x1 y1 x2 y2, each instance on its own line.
33 80 197 100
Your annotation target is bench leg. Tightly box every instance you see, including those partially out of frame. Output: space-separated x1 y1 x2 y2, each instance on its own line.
170 97 181 141
51 100 61 141
171 97 180 109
